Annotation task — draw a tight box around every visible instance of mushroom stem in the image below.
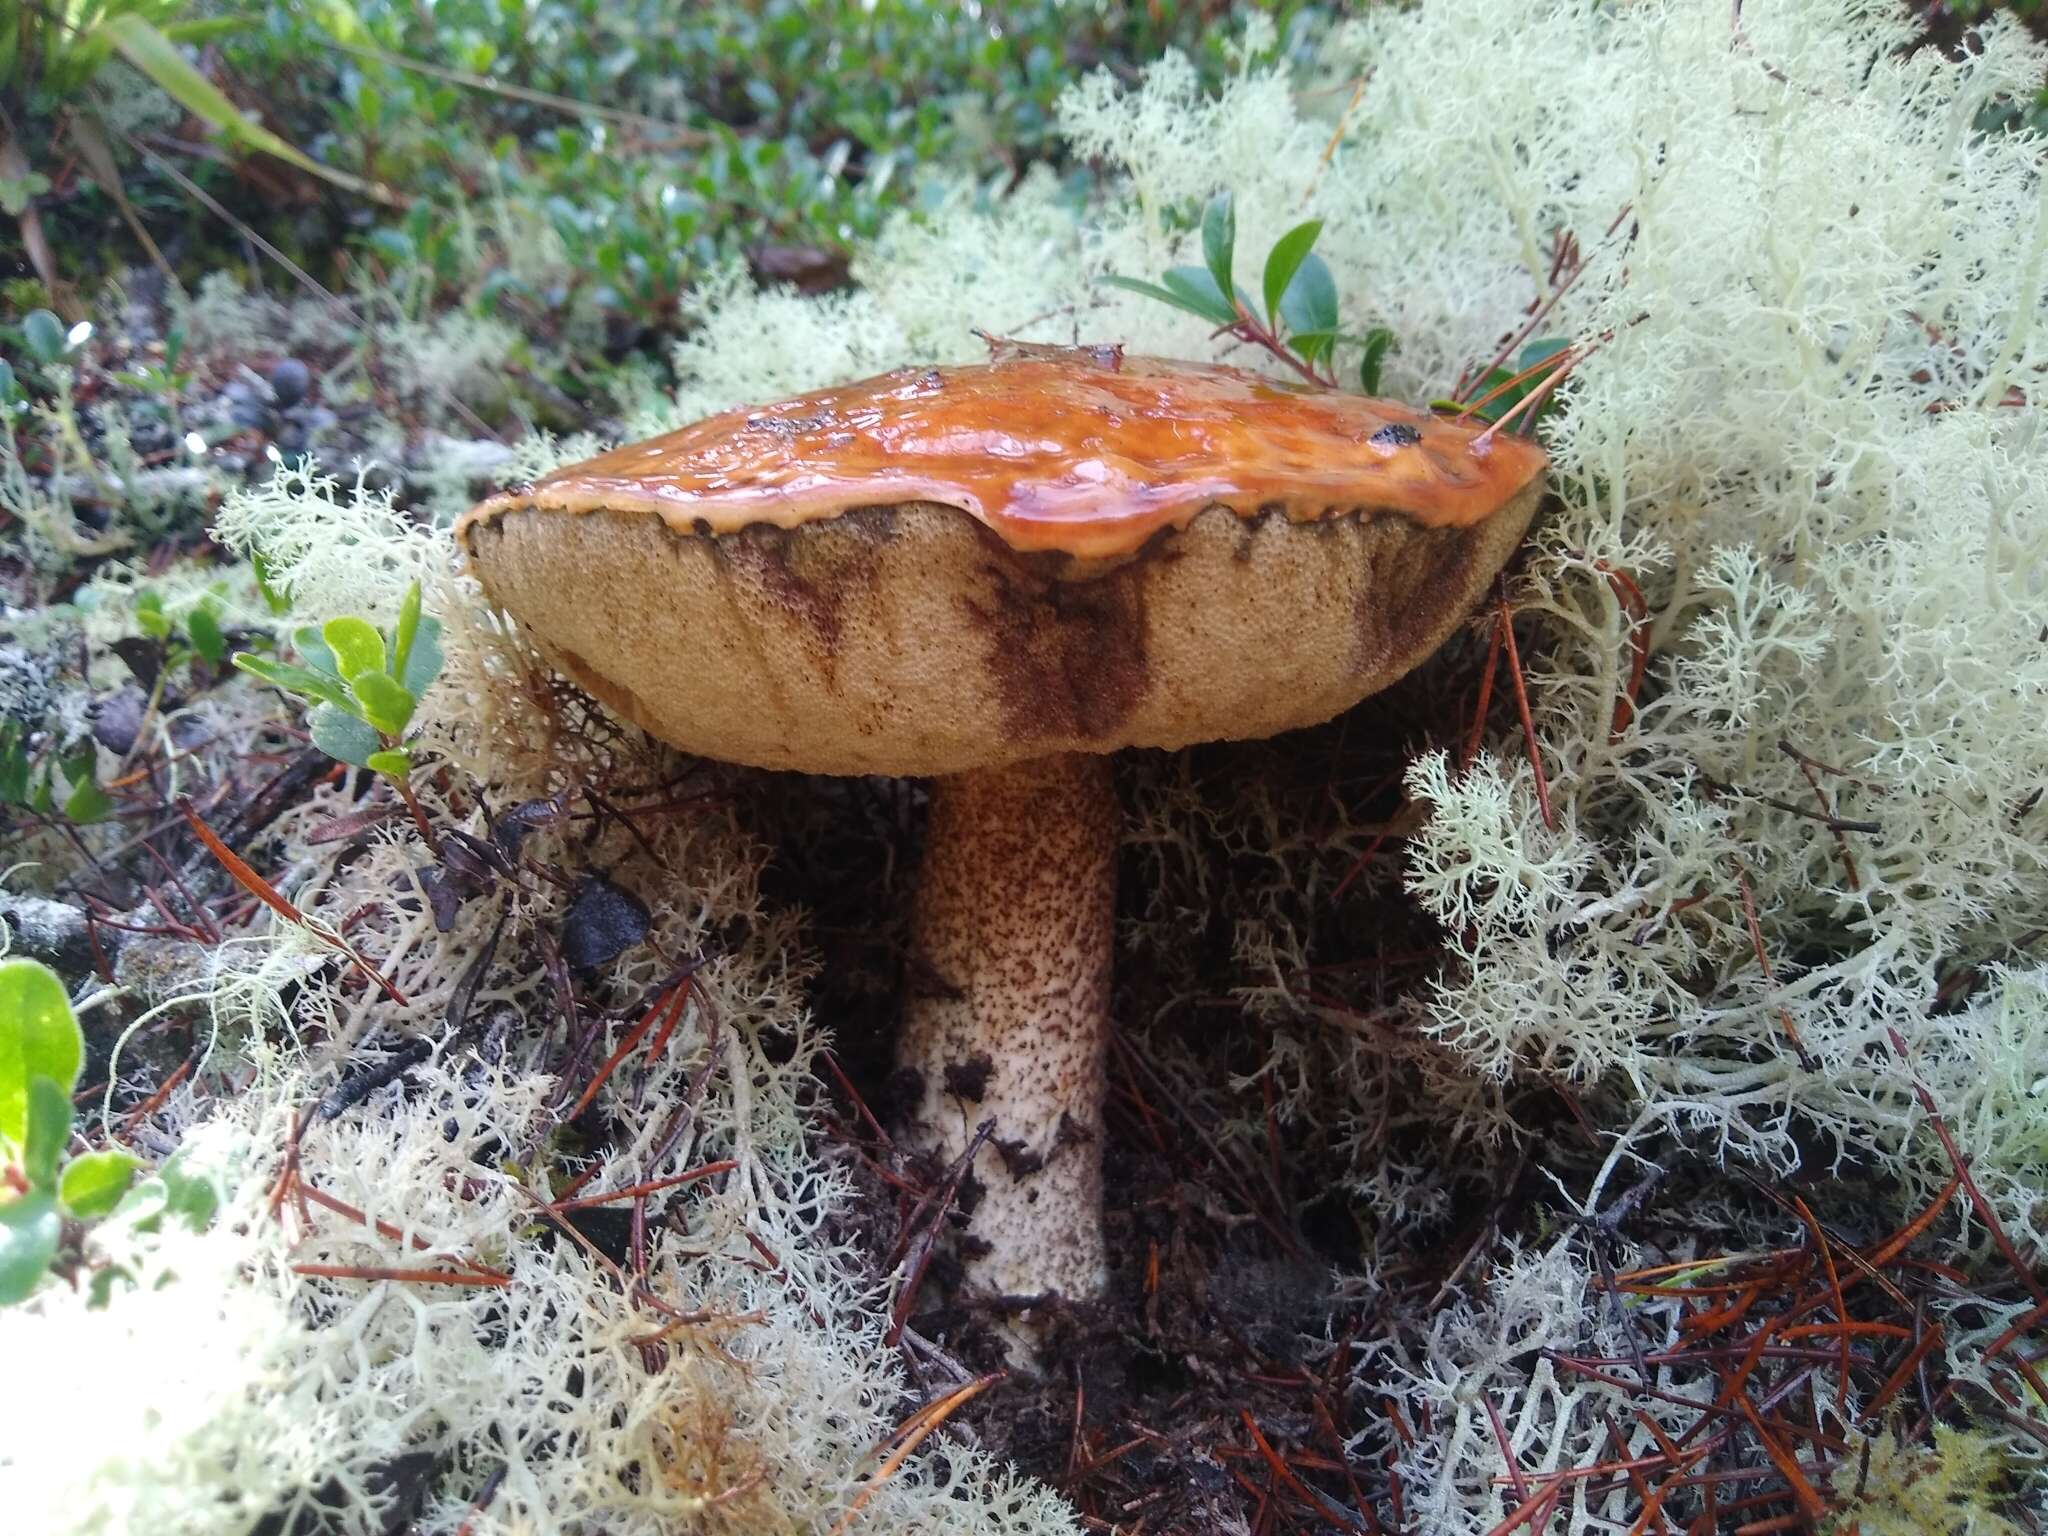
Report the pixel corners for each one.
[898,751,1117,1313]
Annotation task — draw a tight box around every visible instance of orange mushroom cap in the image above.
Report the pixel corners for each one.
[460,352,1546,563]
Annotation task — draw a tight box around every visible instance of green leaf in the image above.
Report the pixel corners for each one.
[100,16,399,206]
[309,703,379,768]
[0,959,82,1152]
[390,582,422,679]
[1292,334,1336,368]
[61,777,113,825]
[1262,220,1323,329]
[1357,327,1398,396]
[0,736,27,805]
[58,746,96,789]
[116,1152,220,1234]
[292,625,340,679]
[135,589,170,639]
[1465,370,1522,422]
[321,616,385,680]
[251,552,291,616]
[303,0,367,45]
[159,1158,220,1229]
[0,170,49,217]
[1282,329,1342,351]
[22,309,64,364]
[0,1190,60,1305]
[160,16,251,44]
[1099,274,1227,325]
[1279,252,1339,342]
[22,1075,71,1186]
[1201,191,1235,317]
[186,602,225,664]
[1160,265,1239,327]
[400,616,443,697]
[232,654,351,711]
[364,227,415,268]
[349,670,415,736]
[0,360,16,403]
[60,1149,142,1219]
[365,748,413,779]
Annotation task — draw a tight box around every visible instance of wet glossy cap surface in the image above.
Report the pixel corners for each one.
[460,353,1548,561]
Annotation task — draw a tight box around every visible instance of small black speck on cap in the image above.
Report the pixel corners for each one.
[1368,423,1423,449]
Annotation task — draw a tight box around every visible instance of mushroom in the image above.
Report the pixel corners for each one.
[457,347,1546,1328]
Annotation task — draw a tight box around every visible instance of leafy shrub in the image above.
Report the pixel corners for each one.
[233,579,445,784]
[0,959,140,1302]
[1105,189,1403,393]
[195,0,1333,335]
[1,0,386,306]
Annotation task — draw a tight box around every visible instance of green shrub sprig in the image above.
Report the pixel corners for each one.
[0,960,140,1304]
[232,580,444,786]
[1105,189,1572,433]
[1104,192,1399,396]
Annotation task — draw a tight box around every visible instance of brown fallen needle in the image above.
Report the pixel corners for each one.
[179,795,409,1006]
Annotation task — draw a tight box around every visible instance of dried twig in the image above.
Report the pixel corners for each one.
[1496,586,1556,829]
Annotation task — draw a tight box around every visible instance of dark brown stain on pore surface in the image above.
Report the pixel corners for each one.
[1349,516,1484,688]
[963,551,1150,746]
[711,507,897,682]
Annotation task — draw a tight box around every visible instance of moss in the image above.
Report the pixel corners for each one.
[1823,1425,2029,1536]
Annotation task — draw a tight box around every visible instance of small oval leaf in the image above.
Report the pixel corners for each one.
[1262,220,1323,329]
[309,703,380,768]
[22,310,65,364]
[1201,191,1236,315]
[0,959,83,1151]
[23,1075,72,1186]
[251,552,291,615]
[61,777,113,825]
[0,1190,60,1304]
[1279,252,1339,340]
[349,671,416,736]
[292,625,341,679]
[186,603,225,664]
[60,1149,143,1220]
[1099,275,1223,324]
[400,617,443,698]
[1357,327,1398,396]
[1160,266,1238,327]
[391,582,423,679]
[233,654,352,711]
[321,617,385,680]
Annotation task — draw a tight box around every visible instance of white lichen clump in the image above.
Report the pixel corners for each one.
[8,0,2044,1531]
[3,581,1081,1532]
